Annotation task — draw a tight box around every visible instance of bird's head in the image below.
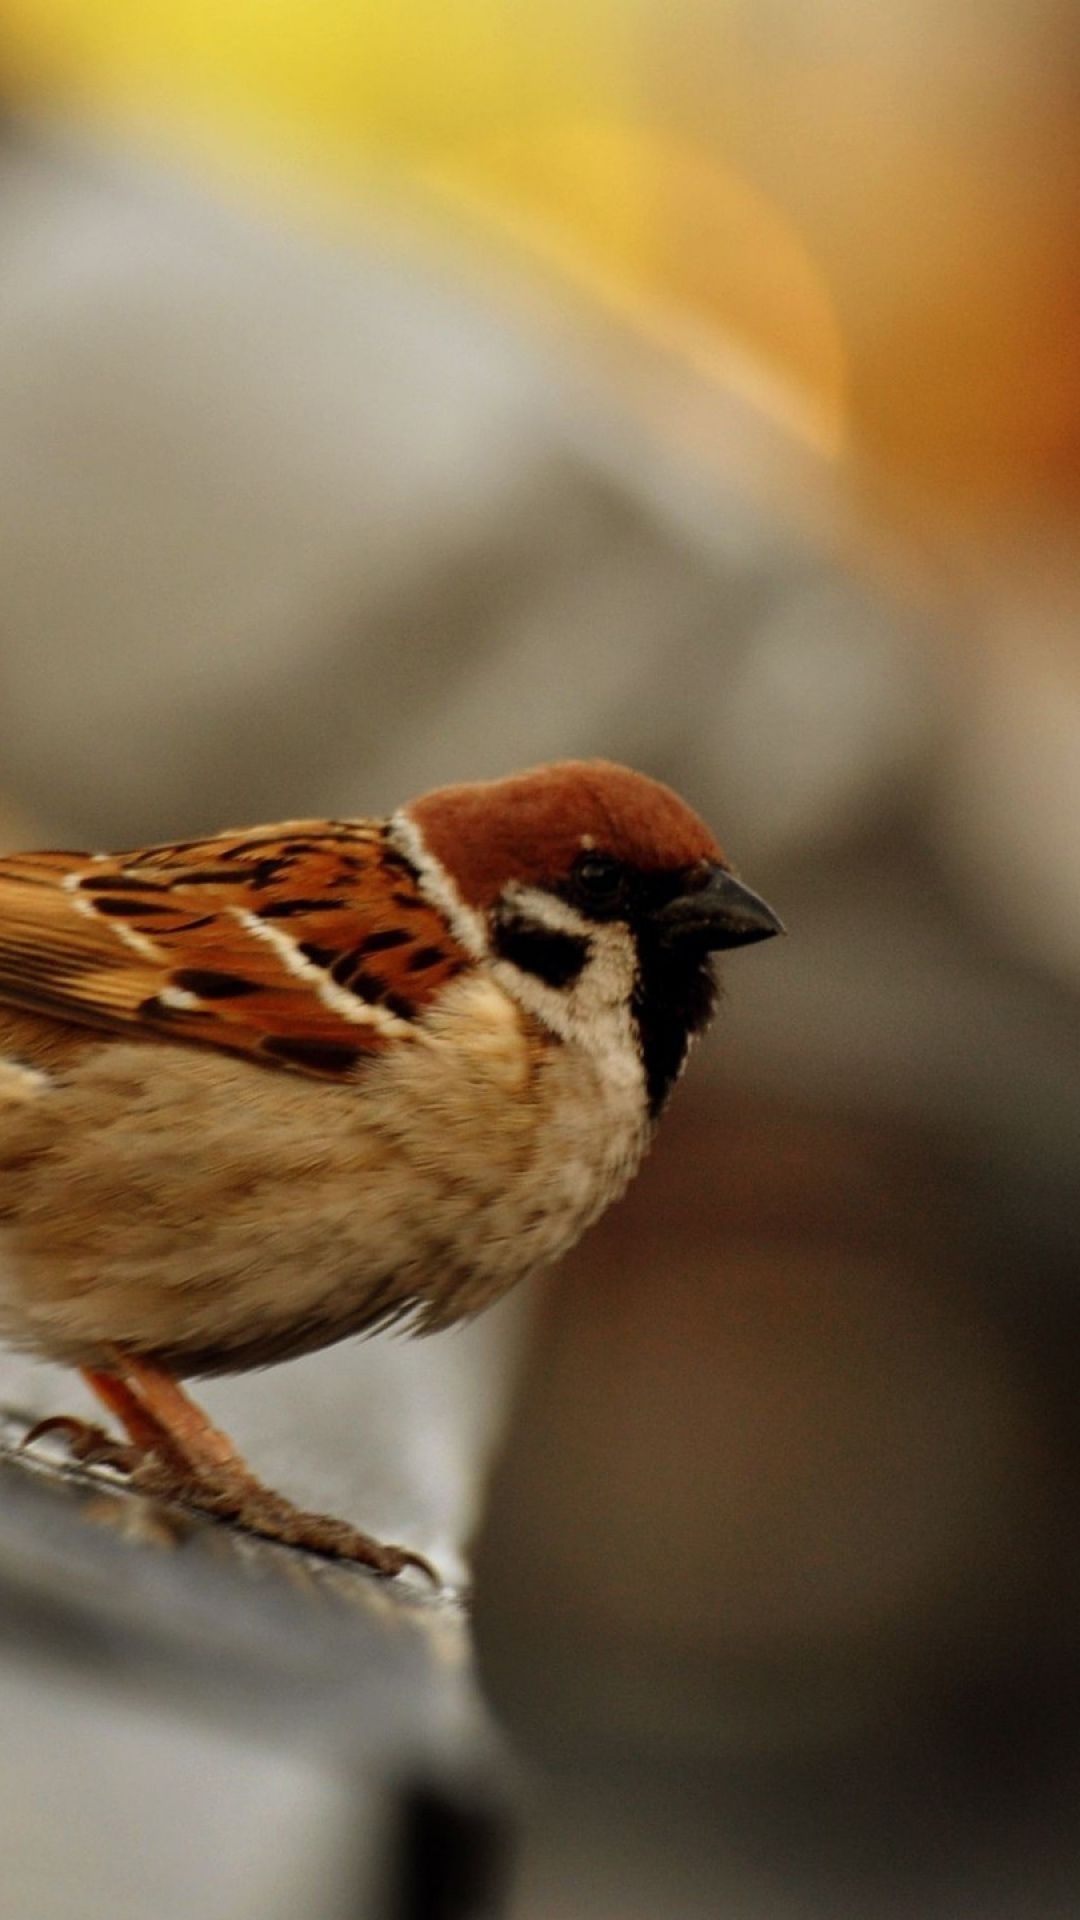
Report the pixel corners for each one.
[393,760,782,1115]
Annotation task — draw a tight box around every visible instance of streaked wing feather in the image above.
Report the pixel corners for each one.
[0,824,466,1079]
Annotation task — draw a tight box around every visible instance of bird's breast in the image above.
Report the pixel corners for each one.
[368,969,653,1320]
[0,971,651,1371]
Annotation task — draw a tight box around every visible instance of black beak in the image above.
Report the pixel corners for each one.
[656,863,785,952]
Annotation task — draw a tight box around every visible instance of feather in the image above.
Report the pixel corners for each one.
[0,823,467,1079]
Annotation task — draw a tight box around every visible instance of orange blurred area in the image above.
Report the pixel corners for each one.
[0,2,849,453]
[3,0,1076,514]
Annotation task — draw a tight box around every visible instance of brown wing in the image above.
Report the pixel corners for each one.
[0,821,467,1079]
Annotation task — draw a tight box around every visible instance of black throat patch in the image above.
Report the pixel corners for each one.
[631,929,719,1118]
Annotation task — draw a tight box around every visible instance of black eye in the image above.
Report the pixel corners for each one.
[569,852,631,917]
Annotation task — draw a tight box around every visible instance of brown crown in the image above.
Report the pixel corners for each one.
[406,760,724,909]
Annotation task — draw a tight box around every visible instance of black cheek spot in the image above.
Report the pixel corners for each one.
[173,968,261,999]
[298,942,338,969]
[493,918,591,989]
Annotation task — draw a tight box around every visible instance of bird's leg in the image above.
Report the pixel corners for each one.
[101,1355,238,1475]
[84,1351,438,1582]
[84,1367,181,1458]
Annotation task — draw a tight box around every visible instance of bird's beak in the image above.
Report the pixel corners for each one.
[656,863,785,951]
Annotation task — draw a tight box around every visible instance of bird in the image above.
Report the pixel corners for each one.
[0,759,781,1578]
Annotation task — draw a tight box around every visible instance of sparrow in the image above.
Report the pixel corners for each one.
[0,760,781,1577]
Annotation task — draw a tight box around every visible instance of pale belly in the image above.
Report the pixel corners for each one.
[0,976,650,1375]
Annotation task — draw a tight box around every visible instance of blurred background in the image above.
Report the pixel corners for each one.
[0,2,1078,1915]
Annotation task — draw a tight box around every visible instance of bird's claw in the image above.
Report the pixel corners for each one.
[364,1541,441,1585]
[21,1415,439,1584]
[130,1455,441,1583]
[22,1414,141,1474]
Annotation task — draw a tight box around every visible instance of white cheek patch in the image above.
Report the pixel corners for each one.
[498,884,593,942]
[489,887,643,1092]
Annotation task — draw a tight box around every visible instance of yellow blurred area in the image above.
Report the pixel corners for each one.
[2,0,1076,505]
[3,0,605,158]
[1,0,847,452]
[428,124,848,452]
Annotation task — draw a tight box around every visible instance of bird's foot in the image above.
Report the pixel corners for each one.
[22,1413,142,1475]
[130,1454,439,1583]
[33,1358,439,1584]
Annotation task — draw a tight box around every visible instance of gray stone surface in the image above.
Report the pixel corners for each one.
[0,1408,500,1920]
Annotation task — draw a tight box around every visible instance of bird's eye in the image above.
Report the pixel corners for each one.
[569,852,631,917]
